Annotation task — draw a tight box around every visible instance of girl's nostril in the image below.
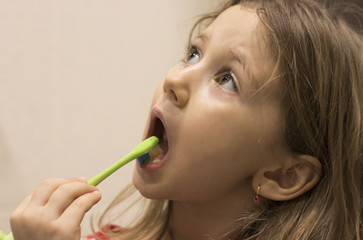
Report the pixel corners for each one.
[163,78,189,108]
[169,89,178,103]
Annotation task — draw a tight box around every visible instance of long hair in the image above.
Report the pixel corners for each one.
[97,1,362,239]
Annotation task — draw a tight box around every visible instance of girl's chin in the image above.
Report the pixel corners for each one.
[135,187,167,200]
[135,186,173,202]
[132,173,161,199]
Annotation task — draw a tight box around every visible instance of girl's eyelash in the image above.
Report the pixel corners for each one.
[214,66,239,92]
[219,65,232,75]
[184,44,200,62]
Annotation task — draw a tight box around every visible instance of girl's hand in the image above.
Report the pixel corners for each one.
[10,177,101,240]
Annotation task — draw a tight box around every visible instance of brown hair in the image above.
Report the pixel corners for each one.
[97,0,362,239]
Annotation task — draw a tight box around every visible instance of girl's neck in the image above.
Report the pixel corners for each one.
[165,190,256,240]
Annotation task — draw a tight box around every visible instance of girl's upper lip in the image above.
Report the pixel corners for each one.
[147,107,168,140]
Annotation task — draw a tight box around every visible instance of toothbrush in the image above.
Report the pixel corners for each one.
[0,136,162,240]
[88,136,161,186]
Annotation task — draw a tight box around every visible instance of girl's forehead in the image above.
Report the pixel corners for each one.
[200,5,268,64]
[207,5,260,34]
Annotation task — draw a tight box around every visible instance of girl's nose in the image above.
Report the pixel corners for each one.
[163,65,191,108]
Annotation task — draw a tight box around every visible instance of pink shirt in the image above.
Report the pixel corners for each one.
[81,224,124,240]
[82,224,242,240]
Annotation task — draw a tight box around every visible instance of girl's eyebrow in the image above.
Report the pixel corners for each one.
[195,33,209,43]
[230,49,246,68]
[196,33,246,68]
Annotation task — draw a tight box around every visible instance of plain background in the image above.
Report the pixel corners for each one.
[0,0,218,235]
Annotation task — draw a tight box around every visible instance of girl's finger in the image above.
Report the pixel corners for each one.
[28,178,72,207]
[45,181,98,218]
[57,190,101,227]
[28,177,86,207]
[11,194,32,218]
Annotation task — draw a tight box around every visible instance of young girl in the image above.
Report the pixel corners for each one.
[9,0,362,239]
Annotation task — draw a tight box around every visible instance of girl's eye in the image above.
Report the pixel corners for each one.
[185,46,200,65]
[215,71,238,92]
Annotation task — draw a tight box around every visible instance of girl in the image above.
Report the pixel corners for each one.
[9,0,362,239]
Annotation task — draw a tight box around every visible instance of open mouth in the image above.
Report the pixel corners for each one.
[147,117,169,164]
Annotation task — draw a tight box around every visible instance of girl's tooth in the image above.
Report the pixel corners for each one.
[152,158,161,164]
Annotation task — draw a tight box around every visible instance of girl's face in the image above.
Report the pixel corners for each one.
[133,6,287,203]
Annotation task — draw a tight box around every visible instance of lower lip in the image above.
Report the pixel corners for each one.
[139,152,168,171]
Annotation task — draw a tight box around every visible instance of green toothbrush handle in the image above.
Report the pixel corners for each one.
[86,151,137,186]
[87,136,159,186]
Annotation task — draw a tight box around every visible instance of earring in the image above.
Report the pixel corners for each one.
[254,186,261,203]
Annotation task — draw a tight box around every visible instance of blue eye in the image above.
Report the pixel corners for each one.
[215,70,238,92]
[185,46,200,64]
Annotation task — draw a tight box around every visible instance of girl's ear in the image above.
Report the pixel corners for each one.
[252,155,322,201]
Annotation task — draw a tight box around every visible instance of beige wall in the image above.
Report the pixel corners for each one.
[0,0,218,234]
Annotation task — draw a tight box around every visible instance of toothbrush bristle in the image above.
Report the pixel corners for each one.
[137,153,150,165]
[137,144,162,166]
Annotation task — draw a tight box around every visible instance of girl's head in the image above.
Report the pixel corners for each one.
[102,0,362,239]
[134,4,314,205]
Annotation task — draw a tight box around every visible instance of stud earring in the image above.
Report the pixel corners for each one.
[254,186,261,203]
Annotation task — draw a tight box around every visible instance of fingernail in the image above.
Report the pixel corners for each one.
[92,190,101,196]
[77,176,87,182]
